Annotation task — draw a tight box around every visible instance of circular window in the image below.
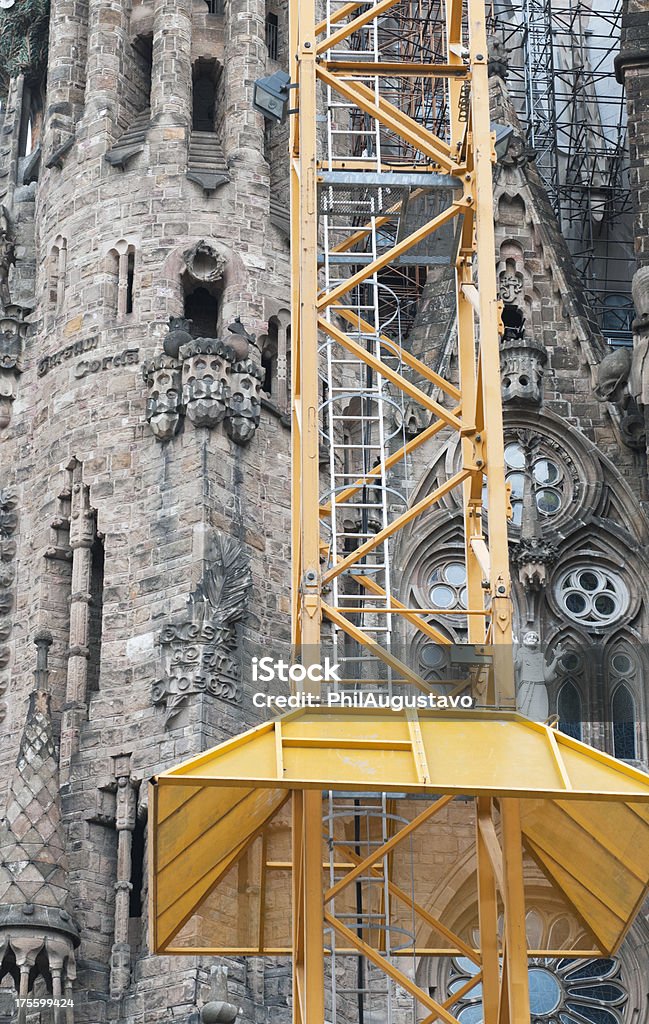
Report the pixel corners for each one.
[528,968,561,1015]
[533,459,560,485]
[504,442,526,470]
[611,652,633,674]
[429,563,467,610]
[556,568,627,627]
[448,956,627,1024]
[420,644,447,669]
[536,488,562,515]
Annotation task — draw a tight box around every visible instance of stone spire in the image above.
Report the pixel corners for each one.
[0,632,79,1018]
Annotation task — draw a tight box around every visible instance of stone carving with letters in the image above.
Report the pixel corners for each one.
[152,531,252,723]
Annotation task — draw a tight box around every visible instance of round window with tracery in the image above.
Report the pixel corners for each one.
[428,561,468,611]
[482,442,567,526]
[447,955,628,1023]
[556,568,627,627]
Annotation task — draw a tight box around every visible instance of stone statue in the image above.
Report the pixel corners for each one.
[594,346,631,405]
[630,266,649,405]
[0,208,16,309]
[515,631,563,722]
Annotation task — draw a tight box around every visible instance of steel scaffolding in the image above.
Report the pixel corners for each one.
[490,0,635,345]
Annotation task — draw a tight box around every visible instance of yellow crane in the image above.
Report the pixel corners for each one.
[149,1,649,1021]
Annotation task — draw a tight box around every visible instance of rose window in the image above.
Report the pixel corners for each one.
[447,955,628,1023]
[556,568,627,627]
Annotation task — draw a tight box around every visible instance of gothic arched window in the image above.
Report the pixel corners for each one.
[558,679,582,742]
[608,645,640,761]
[612,684,637,761]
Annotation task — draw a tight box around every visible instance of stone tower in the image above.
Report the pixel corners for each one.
[0,0,292,1020]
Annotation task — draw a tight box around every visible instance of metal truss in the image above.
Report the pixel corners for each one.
[291,0,516,706]
[151,708,649,1023]
[288,0,520,1016]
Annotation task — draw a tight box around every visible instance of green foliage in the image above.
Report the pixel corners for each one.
[0,0,51,96]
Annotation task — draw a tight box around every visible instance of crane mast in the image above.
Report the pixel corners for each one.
[149,4,649,1022]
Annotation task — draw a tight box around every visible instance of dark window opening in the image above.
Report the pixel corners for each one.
[266,12,279,60]
[192,59,219,132]
[126,252,135,315]
[133,35,153,112]
[558,681,582,742]
[502,302,525,340]
[87,536,104,695]
[129,814,146,919]
[261,349,275,395]
[184,286,219,338]
[206,0,224,12]
[17,86,43,158]
[612,685,636,760]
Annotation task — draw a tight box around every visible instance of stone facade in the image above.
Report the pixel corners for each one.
[0,0,293,1020]
[0,0,648,1022]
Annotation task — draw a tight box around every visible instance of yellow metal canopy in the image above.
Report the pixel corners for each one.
[150,708,649,957]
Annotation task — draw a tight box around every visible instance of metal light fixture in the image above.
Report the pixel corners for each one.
[492,122,515,161]
[252,71,291,123]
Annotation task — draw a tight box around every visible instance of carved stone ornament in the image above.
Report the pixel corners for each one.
[593,345,646,449]
[0,208,16,309]
[152,531,252,723]
[142,353,183,441]
[0,488,17,723]
[180,337,234,428]
[183,240,227,284]
[162,315,193,360]
[0,304,28,429]
[514,631,564,721]
[201,966,239,1024]
[498,270,523,305]
[225,357,264,444]
[594,346,631,405]
[487,34,509,79]
[509,535,559,589]
[630,266,649,405]
[500,332,547,405]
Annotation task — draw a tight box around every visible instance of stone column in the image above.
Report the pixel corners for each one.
[222,0,269,327]
[224,0,266,162]
[83,0,128,139]
[276,311,290,410]
[60,463,97,779]
[110,761,137,997]
[43,0,89,137]
[150,0,193,129]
